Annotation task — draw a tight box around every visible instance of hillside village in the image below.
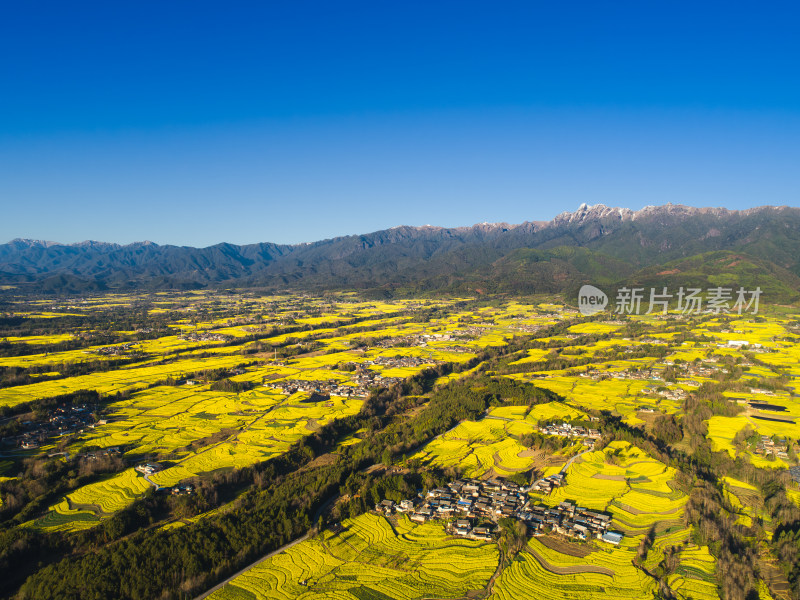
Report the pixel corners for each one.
[376,476,624,546]
[2,403,98,450]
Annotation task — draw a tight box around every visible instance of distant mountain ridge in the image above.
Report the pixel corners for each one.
[3,203,800,298]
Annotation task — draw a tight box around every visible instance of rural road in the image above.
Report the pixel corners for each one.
[192,494,338,600]
[193,532,311,600]
[560,447,594,474]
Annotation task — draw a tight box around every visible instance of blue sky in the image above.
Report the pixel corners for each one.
[1,1,798,246]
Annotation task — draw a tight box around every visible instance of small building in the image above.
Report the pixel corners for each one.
[172,483,195,496]
[410,512,428,523]
[470,526,493,541]
[558,501,575,515]
[453,519,472,536]
[600,531,623,545]
[135,462,163,475]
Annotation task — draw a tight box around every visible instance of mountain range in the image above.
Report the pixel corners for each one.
[3,203,800,299]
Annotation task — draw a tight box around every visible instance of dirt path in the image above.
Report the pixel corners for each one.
[525,545,614,577]
[537,534,594,558]
[477,547,505,599]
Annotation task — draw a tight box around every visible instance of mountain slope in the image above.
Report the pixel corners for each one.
[624,251,800,303]
[2,203,800,295]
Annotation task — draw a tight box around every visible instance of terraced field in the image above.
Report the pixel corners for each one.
[540,442,688,535]
[26,389,364,530]
[410,410,541,477]
[66,468,151,514]
[0,354,258,409]
[210,514,499,600]
[489,537,657,599]
[7,297,575,534]
[517,375,654,423]
[4,293,800,599]
[22,499,101,532]
[667,545,720,600]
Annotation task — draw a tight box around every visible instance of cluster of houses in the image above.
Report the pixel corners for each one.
[3,403,97,450]
[373,332,474,351]
[538,422,602,446]
[171,482,195,496]
[372,374,406,386]
[420,333,457,342]
[369,355,440,369]
[426,345,474,353]
[450,325,494,339]
[529,501,622,544]
[265,356,438,397]
[683,364,718,378]
[754,435,789,459]
[375,477,623,545]
[579,368,663,383]
[178,332,232,343]
[721,340,763,349]
[511,323,546,334]
[94,342,137,356]
[78,447,120,461]
[642,386,687,400]
[349,365,410,388]
[611,368,663,382]
[530,473,566,494]
[374,336,418,349]
[266,379,365,398]
[638,338,670,345]
[663,388,687,400]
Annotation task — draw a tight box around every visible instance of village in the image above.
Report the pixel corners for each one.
[372,331,480,351]
[754,435,790,460]
[93,342,138,356]
[264,354,446,397]
[537,421,602,446]
[266,377,372,398]
[375,476,623,546]
[177,332,233,343]
[2,402,99,450]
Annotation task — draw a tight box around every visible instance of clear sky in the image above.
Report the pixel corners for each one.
[1,1,798,247]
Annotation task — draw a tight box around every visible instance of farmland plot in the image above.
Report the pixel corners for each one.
[209,514,498,600]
